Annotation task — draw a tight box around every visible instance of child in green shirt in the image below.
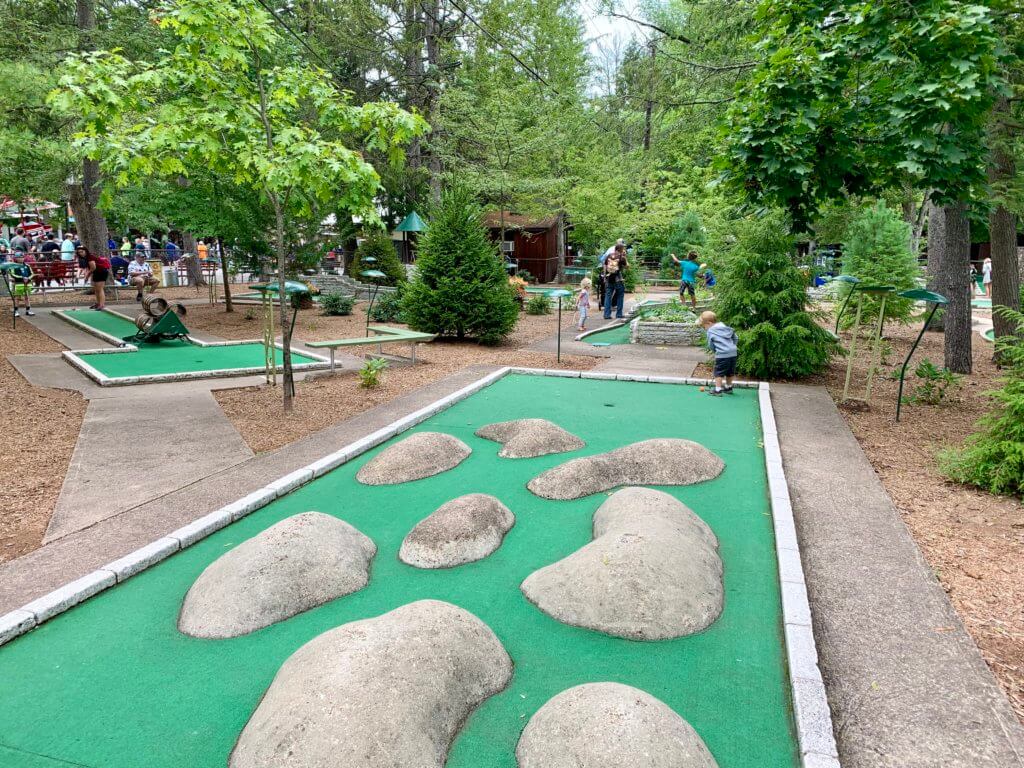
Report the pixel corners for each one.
[6,252,35,316]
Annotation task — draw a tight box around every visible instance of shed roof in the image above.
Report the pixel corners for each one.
[482,211,561,231]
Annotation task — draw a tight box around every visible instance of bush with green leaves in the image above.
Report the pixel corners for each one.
[367,290,404,322]
[902,358,961,405]
[939,307,1024,496]
[644,299,698,324]
[659,211,706,278]
[525,294,551,315]
[714,213,839,379]
[350,230,406,287]
[401,185,519,344]
[320,291,354,316]
[358,357,388,388]
[838,203,921,325]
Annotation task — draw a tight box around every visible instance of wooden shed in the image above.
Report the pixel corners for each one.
[483,211,567,284]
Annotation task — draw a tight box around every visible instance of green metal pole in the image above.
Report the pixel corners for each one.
[896,303,938,422]
[834,286,855,336]
[556,297,562,364]
[865,295,887,401]
[366,284,378,337]
[841,296,863,403]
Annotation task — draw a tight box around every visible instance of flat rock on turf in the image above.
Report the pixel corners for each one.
[475,418,585,458]
[178,511,375,639]
[230,599,513,768]
[521,487,723,640]
[517,682,719,768]
[527,439,724,500]
[356,431,471,485]
[399,493,515,568]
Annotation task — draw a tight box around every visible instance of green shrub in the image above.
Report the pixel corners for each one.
[525,294,551,315]
[659,211,706,278]
[715,213,839,379]
[516,269,536,284]
[401,184,519,344]
[351,230,406,287]
[839,203,922,325]
[320,291,354,316]
[939,306,1024,496]
[902,358,961,405]
[645,299,698,323]
[358,357,388,388]
[367,290,404,322]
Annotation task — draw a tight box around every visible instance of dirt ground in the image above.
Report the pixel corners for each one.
[0,321,87,564]
[202,302,601,453]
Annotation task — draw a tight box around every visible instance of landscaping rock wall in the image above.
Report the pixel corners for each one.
[630,319,705,346]
[310,273,397,300]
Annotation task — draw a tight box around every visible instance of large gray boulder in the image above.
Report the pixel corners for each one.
[520,487,723,640]
[475,419,584,458]
[527,439,724,500]
[517,682,719,768]
[230,600,512,768]
[178,512,375,639]
[356,431,471,485]
[400,494,515,568]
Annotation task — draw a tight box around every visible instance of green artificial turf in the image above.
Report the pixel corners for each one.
[583,321,632,345]
[0,375,797,768]
[62,309,317,378]
[971,298,992,309]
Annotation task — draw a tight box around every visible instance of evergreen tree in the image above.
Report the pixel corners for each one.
[839,203,922,325]
[351,230,406,287]
[401,185,518,344]
[715,213,839,378]
[659,211,706,278]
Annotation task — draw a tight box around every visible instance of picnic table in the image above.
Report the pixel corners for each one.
[306,325,436,371]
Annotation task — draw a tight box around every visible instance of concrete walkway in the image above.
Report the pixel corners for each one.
[772,384,1024,767]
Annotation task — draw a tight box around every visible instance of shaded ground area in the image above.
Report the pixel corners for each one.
[200,304,601,453]
[0,375,796,768]
[0,322,87,564]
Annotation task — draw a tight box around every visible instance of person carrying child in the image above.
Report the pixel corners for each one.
[699,310,737,396]
[576,277,592,331]
[6,252,35,317]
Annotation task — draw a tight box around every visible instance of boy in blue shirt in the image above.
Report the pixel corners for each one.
[671,251,704,310]
[700,310,738,396]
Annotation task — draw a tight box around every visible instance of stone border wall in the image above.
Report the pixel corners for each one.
[629,319,705,346]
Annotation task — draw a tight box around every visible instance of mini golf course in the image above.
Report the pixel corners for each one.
[58,308,324,384]
[0,374,802,767]
[581,320,632,345]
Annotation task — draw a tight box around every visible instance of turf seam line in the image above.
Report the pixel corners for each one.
[0,366,513,649]
[760,382,841,766]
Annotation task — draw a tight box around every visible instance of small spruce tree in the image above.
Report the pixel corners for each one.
[839,203,922,325]
[715,213,839,379]
[351,230,406,287]
[660,211,706,278]
[402,185,519,344]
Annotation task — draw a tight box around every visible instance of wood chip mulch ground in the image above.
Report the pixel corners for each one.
[0,322,87,564]
[198,303,601,454]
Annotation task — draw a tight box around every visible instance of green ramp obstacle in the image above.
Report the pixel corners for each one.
[581,321,631,346]
[0,375,799,767]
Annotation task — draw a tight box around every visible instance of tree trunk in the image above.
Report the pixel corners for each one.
[219,237,234,312]
[925,203,946,331]
[273,200,294,411]
[936,203,972,373]
[987,97,1020,342]
[423,0,443,203]
[72,0,109,259]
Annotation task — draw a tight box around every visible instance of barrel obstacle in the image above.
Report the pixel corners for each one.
[126,296,190,344]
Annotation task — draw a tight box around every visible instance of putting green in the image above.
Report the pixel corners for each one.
[983,328,995,342]
[972,298,992,308]
[0,375,797,767]
[61,309,318,378]
[584,321,632,345]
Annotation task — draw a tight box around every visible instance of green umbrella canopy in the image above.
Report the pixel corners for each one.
[395,211,426,233]
[250,280,311,296]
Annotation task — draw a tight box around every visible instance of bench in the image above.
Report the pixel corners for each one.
[306,325,437,371]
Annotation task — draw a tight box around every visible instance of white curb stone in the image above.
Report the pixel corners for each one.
[265,468,315,498]
[0,610,36,646]
[22,570,116,623]
[168,509,235,548]
[792,676,840,758]
[103,537,181,582]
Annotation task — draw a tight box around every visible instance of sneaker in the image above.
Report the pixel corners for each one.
[12,309,19,317]
[25,308,34,316]
[707,388,723,397]
[724,386,734,394]
[136,292,143,301]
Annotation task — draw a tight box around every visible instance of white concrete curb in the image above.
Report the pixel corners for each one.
[760,381,841,767]
[0,365,841,768]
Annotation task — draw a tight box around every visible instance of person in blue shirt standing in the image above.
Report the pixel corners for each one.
[671,251,703,311]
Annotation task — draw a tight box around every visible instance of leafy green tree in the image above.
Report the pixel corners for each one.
[839,203,922,325]
[51,0,426,411]
[402,185,518,344]
[659,211,706,277]
[715,212,839,378]
[351,230,406,287]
